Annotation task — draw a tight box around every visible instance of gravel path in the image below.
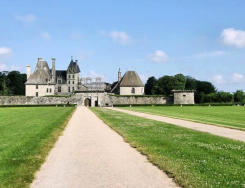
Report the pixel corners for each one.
[31,107,177,188]
[108,107,245,143]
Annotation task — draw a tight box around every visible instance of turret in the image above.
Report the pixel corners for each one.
[118,68,122,82]
[26,65,31,80]
[51,58,56,83]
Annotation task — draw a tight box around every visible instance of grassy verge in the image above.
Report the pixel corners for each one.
[91,107,245,188]
[120,106,245,130]
[0,106,75,188]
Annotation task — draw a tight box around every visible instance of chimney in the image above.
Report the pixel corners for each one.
[118,68,122,82]
[26,65,31,80]
[51,58,56,83]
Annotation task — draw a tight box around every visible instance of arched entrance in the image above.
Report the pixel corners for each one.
[84,98,91,107]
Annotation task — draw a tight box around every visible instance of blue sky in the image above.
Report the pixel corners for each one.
[0,0,245,91]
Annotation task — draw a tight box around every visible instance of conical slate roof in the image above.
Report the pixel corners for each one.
[26,61,51,84]
[119,71,144,87]
[67,60,80,74]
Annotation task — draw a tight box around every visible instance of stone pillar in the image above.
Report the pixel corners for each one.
[118,68,121,82]
[51,58,56,83]
[26,65,31,80]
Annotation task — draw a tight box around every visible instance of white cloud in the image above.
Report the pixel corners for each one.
[70,33,82,40]
[0,63,7,71]
[41,32,51,40]
[192,51,226,58]
[212,75,224,84]
[102,30,131,45]
[232,73,245,83]
[15,14,36,23]
[82,70,107,81]
[0,47,11,55]
[148,50,169,63]
[77,51,94,61]
[221,28,245,47]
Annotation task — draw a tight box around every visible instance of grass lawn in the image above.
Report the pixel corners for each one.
[0,106,75,188]
[91,107,245,188]
[121,106,245,130]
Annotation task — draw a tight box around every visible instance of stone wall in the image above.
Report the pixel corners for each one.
[108,95,167,105]
[0,96,79,105]
[0,94,168,106]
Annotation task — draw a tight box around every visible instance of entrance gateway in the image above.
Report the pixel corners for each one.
[84,98,91,107]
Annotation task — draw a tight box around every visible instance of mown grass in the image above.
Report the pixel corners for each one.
[121,106,245,130]
[91,107,245,188]
[0,106,75,188]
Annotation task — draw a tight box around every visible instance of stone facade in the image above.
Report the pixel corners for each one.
[119,87,144,95]
[26,84,55,97]
[173,90,195,104]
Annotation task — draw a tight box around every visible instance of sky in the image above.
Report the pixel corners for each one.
[0,0,245,92]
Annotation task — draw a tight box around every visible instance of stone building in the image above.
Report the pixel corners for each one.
[111,70,144,95]
[172,90,195,104]
[25,58,55,97]
[25,57,109,97]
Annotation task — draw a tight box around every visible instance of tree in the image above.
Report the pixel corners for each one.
[145,76,157,95]
[196,81,216,94]
[234,90,245,103]
[185,76,197,90]
[7,71,26,95]
[174,74,186,90]
[157,76,179,96]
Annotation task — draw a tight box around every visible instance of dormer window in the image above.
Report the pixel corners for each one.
[131,88,135,94]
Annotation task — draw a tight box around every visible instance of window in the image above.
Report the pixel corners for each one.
[72,81,74,84]
[68,75,70,79]
[36,92,38,97]
[58,80,62,84]
[72,75,74,78]
[50,88,52,93]
[68,87,70,92]
[36,85,38,89]
[58,86,61,92]
[68,81,70,84]
[183,94,186,97]
[131,87,135,94]
[46,88,48,93]
[72,87,74,91]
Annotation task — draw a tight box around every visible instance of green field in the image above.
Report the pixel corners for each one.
[0,106,75,188]
[91,108,245,188]
[121,106,245,130]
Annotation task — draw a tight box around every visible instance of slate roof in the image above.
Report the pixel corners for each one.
[26,61,51,84]
[119,71,144,87]
[67,60,80,74]
[56,70,67,79]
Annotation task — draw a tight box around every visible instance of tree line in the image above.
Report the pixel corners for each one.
[145,74,245,103]
[0,71,26,96]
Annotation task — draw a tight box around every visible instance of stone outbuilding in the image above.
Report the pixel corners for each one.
[172,90,195,104]
[111,70,144,95]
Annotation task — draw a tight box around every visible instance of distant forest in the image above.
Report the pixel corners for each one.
[0,71,26,96]
[145,74,245,103]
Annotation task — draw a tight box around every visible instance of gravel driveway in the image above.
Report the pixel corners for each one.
[108,107,245,143]
[31,107,177,188]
